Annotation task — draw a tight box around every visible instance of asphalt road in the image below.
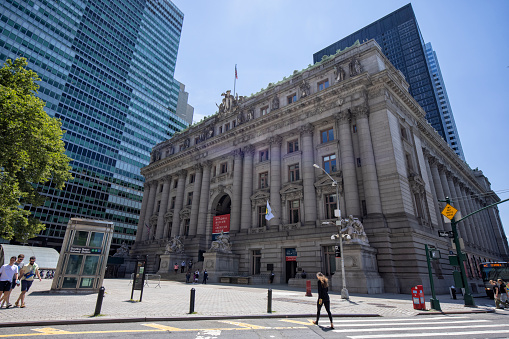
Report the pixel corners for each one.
[2,312,509,338]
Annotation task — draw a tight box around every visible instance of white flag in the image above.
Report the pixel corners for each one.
[265,200,274,220]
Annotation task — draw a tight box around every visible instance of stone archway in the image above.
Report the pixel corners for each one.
[214,193,231,216]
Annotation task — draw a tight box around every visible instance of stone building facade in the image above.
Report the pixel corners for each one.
[132,41,508,293]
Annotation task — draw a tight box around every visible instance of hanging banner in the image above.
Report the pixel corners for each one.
[212,214,230,240]
[285,248,297,261]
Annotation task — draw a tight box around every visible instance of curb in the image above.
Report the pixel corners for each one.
[416,309,495,315]
[0,313,380,328]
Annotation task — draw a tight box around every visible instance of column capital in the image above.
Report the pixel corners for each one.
[232,148,244,159]
[437,163,447,172]
[177,169,187,178]
[269,135,283,146]
[159,175,172,185]
[299,123,314,136]
[243,144,255,156]
[203,160,213,168]
[193,163,203,172]
[148,180,158,187]
[428,156,439,167]
[350,105,369,120]
[334,110,351,124]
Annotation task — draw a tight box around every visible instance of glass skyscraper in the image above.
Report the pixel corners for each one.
[0,0,188,251]
[425,42,464,160]
[313,4,450,147]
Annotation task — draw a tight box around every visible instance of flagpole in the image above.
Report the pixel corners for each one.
[234,64,237,97]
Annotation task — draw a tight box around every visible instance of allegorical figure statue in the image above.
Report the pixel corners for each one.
[113,242,130,257]
[165,236,184,254]
[341,215,369,244]
[209,231,232,254]
[334,65,345,82]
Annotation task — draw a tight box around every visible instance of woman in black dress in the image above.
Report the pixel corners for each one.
[313,272,334,329]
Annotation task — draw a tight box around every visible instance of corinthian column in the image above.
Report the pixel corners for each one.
[453,178,474,245]
[269,135,282,227]
[300,123,317,223]
[241,145,255,230]
[352,106,382,215]
[142,181,158,241]
[336,110,360,217]
[136,182,151,243]
[170,170,187,237]
[424,154,444,230]
[189,164,203,236]
[197,161,212,235]
[230,149,243,233]
[155,175,172,239]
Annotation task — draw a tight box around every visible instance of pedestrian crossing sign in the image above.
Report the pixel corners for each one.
[441,204,457,220]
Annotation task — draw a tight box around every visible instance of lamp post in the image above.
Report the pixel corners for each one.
[314,163,349,300]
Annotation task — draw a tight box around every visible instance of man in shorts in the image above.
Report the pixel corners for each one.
[11,254,25,293]
[0,256,19,308]
[15,256,41,308]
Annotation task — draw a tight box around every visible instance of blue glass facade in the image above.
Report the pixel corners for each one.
[0,0,188,250]
[313,4,447,142]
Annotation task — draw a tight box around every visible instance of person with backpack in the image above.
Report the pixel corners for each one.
[15,256,41,308]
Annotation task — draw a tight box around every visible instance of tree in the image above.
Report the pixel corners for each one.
[0,58,72,242]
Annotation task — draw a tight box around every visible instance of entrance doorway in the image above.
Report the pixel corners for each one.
[214,194,231,216]
[285,261,297,283]
[322,245,336,277]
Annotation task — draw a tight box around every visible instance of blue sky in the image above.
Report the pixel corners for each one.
[172,1,509,238]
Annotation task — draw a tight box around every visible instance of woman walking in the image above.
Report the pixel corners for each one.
[313,272,334,329]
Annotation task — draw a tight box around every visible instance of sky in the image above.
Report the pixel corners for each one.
[171,0,509,237]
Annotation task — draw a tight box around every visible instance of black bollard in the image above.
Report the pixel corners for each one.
[94,286,105,316]
[189,288,196,314]
[267,289,272,313]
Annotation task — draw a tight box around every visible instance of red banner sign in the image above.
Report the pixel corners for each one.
[213,214,230,234]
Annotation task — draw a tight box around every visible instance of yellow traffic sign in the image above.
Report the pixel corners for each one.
[441,204,458,220]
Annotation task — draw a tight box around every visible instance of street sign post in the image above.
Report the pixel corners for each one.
[438,230,454,238]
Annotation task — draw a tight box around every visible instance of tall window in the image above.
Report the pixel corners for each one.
[325,194,337,219]
[184,219,190,236]
[287,93,297,104]
[156,201,161,213]
[173,180,178,188]
[170,196,176,209]
[261,106,268,116]
[258,206,267,227]
[322,154,337,173]
[259,149,269,162]
[189,173,195,183]
[259,172,269,189]
[219,126,223,134]
[318,79,329,91]
[225,122,230,131]
[289,200,300,223]
[321,128,334,143]
[252,250,261,275]
[187,192,193,205]
[288,140,299,153]
[220,162,228,174]
[288,164,300,182]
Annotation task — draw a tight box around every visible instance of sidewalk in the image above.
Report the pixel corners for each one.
[0,278,494,327]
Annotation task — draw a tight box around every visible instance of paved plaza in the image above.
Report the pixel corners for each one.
[0,278,495,327]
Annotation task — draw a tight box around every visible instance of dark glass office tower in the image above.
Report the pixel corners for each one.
[314,4,447,143]
[0,0,188,250]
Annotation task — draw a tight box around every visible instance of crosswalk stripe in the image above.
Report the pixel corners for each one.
[331,316,469,323]
[279,319,314,325]
[330,319,487,327]
[338,323,509,333]
[218,320,268,329]
[347,329,509,338]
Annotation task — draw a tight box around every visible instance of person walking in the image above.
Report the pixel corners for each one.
[173,263,179,274]
[269,270,275,284]
[11,254,25,296]
[188,259,193,271]
[194,269,199,284]
[202,270,208,284]
[0,256,19,308]
[491,280,502,309]
[186,270,191,284]
[312,272,334,329]
[181,260,186,273]
[15,256,41,308]
[498,279,509,308]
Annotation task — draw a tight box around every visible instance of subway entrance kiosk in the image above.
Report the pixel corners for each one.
[51,218,113,292]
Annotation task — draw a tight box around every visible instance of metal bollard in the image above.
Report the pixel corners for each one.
[267,289,272,313]
[189,288,196,313]
[94,286,105,316]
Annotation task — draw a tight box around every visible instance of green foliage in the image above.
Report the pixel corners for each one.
[0,58,72,241]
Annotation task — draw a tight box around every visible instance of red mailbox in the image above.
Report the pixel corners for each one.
[411,285,426,310]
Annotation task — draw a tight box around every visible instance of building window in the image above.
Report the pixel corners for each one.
[187,192,193,205]
[219,126,223,134]
[353,125,357,133]
[173,180,178,188]
[318,79,329,91]
[195,137,200,144]
[156,200,161,213]
[321,128,334,143]
[252,250,261,275]
[232,120,236,128]
[220,162,228,174]
[258,206,267,227]
[325,194,337,219]
[287,94,297,104]
[288,140,299,153]
[261,106,268,116]
[189,173,195,184]
[289,200,300,223]
[259,149,269,162]
[212,165,217,177]
[259,172,269,189]
[170,196,176,209]
[160,185,164,193]
[225,122,230,131]
[322,154,337,173]
[184,219,190,236]
[288,164,300,182]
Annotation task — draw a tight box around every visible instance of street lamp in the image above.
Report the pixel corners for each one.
[314,163,349,300]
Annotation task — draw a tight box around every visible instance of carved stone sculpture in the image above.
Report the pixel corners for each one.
[340,215,369,244]
[272,95,279,110]
[165,236,185,254]
[350,58,362,77]
[112,242,130,257]
[334,65,345,82]
[300,80,310,97]
[209,231,232,253]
